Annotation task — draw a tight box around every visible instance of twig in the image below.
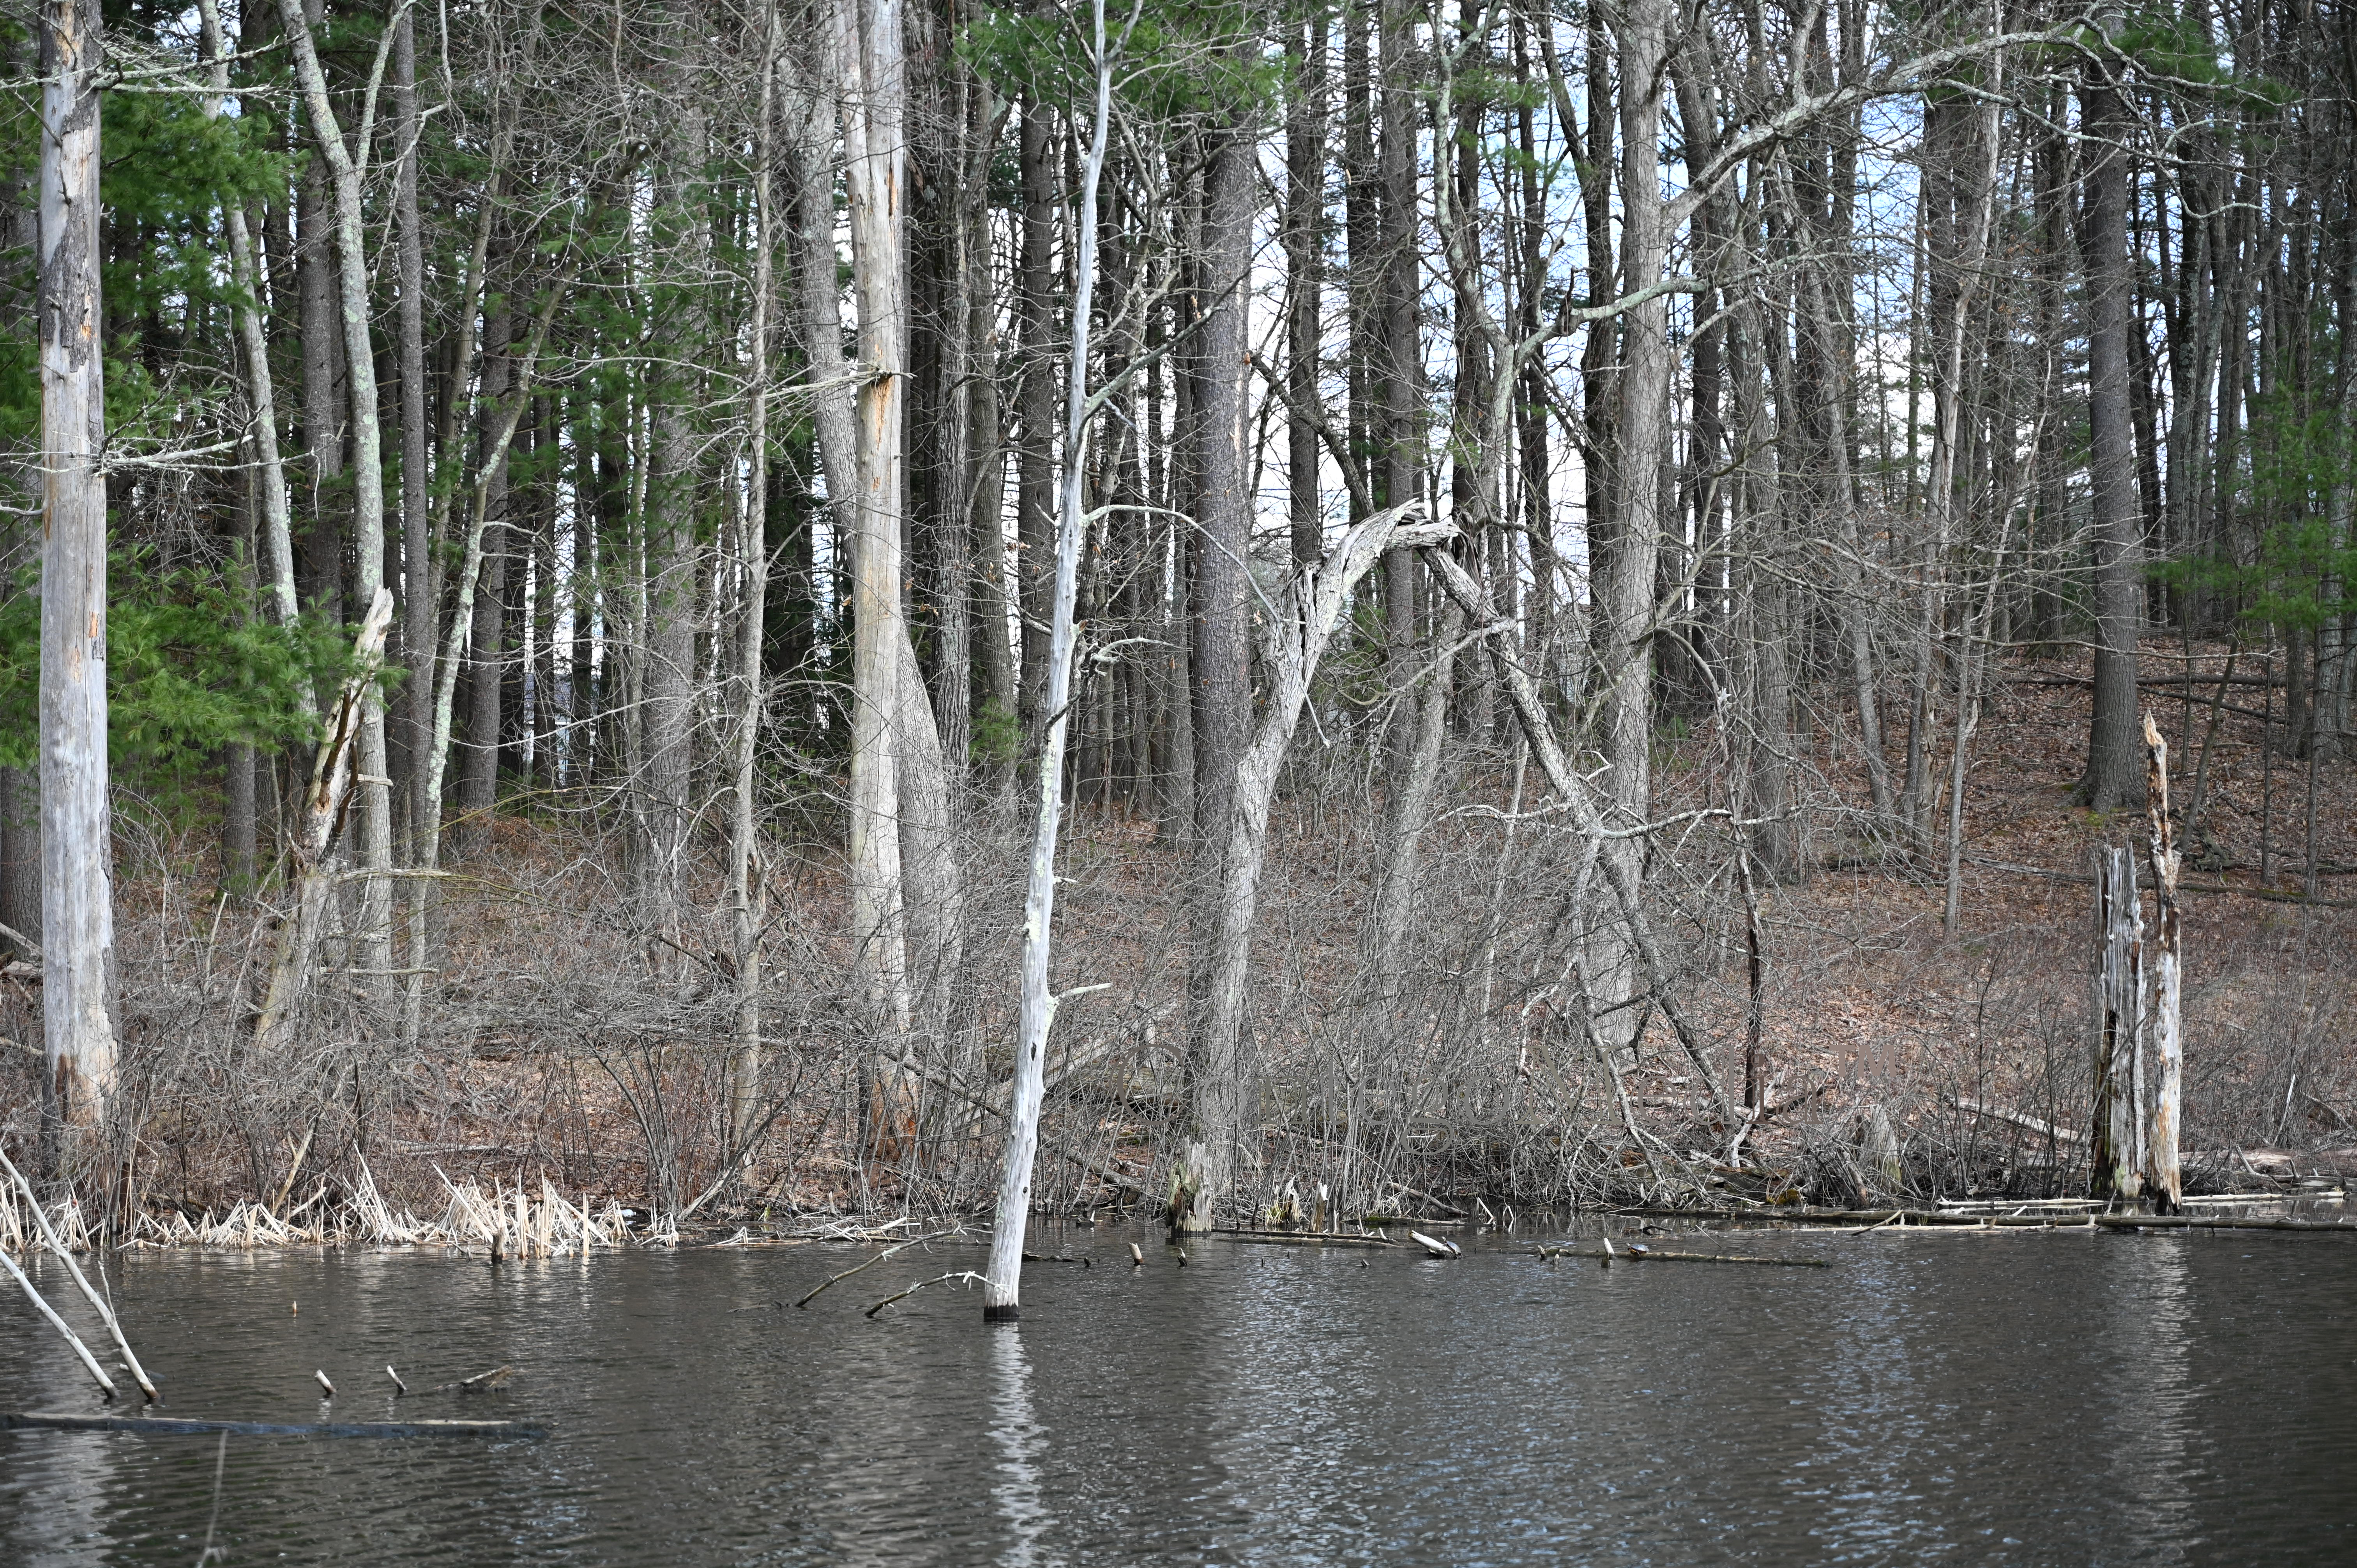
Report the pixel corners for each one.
[793,1229,960,1309]
[864,1270,985,1317]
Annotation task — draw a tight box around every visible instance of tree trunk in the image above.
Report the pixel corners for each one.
[1171,504,1453,1232]
[2075,52,2142,808]
[279,0,396,995]
[836,0,918,1152]
[2090,842,2144,1201]
[984,0,1113,1315]
[37,0,118,1146]
[1590,0,1672,1054]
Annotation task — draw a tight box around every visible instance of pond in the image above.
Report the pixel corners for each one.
[3,1219,2352,1564]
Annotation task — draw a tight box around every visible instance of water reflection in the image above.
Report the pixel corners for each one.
[987,1328,1052,1567]
[2104,1236,2197,1564]
[0,1226,2350,1565]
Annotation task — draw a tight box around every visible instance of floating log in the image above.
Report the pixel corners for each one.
[2088,1213,2357,1233]
[1636,1205,2357,1233]
[1409,1231,1461,1258]
[2,1411,544,1439]
[1536,1244,1827,1268]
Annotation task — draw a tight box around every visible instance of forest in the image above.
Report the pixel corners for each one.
[1,0,2352,1252]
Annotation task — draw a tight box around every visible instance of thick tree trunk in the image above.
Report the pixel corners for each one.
[837,0,919,1152]
[2075,55,2142,808]
[458,302,513,855]
[1590,0,1672,1054]
[643,18,711,943]
[37,0,117,1146]
[394,7,431,856]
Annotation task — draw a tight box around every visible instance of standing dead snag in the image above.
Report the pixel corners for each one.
[2141,714,2182,1212]
[38,0,118,1149]
[982,0,1124,1318]
[2091,842,2143,1202]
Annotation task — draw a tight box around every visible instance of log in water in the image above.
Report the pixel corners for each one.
[3,1411,544,1439]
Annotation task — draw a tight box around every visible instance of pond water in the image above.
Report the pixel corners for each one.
[2,1218,2352,1565]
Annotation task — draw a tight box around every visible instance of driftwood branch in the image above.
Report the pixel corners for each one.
[864,1270,985,1317]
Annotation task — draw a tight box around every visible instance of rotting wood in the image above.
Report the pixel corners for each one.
[2142,713,2184,1211]
[2092,843,2145,1201]
[2,1411,544,1439]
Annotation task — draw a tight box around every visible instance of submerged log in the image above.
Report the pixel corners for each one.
[1205,1229,1397,1248]
[2,1411,544,1438]
[1536,1244,1828,1267]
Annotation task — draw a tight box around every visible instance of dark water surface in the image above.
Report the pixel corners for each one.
[2,1221,2352,1565]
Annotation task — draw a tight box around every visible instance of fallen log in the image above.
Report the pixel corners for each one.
[1409,1231,1462,1258]
[1205,1229,1397,1248]
[2088,1213,2357,1233]
[2,1411,543,1439]
[1536,1245,1827,1268]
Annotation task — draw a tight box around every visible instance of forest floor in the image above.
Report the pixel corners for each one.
[4,637,2352,1240]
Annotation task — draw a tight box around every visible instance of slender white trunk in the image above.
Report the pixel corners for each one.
[277,0,396,990]
[985,0,1117,1317]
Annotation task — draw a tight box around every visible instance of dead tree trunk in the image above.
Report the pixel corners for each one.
[2091,841,2144,1201]
[2141,715,2182,1210]
[984,0,1115,1316]
[36,0,117,1144]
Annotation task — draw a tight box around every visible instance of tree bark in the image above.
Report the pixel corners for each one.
[278,0,396,993]
[37,0,118,1144]
[2075,48,2142,808]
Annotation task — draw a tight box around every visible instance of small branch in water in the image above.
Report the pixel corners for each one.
[794,1229,962,1309]
[314,1370,335,1397]
[424,1365,513,1395]
[0,1246,116,1397]
[386,1365,409,1395]
[865,1271,986,1318]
